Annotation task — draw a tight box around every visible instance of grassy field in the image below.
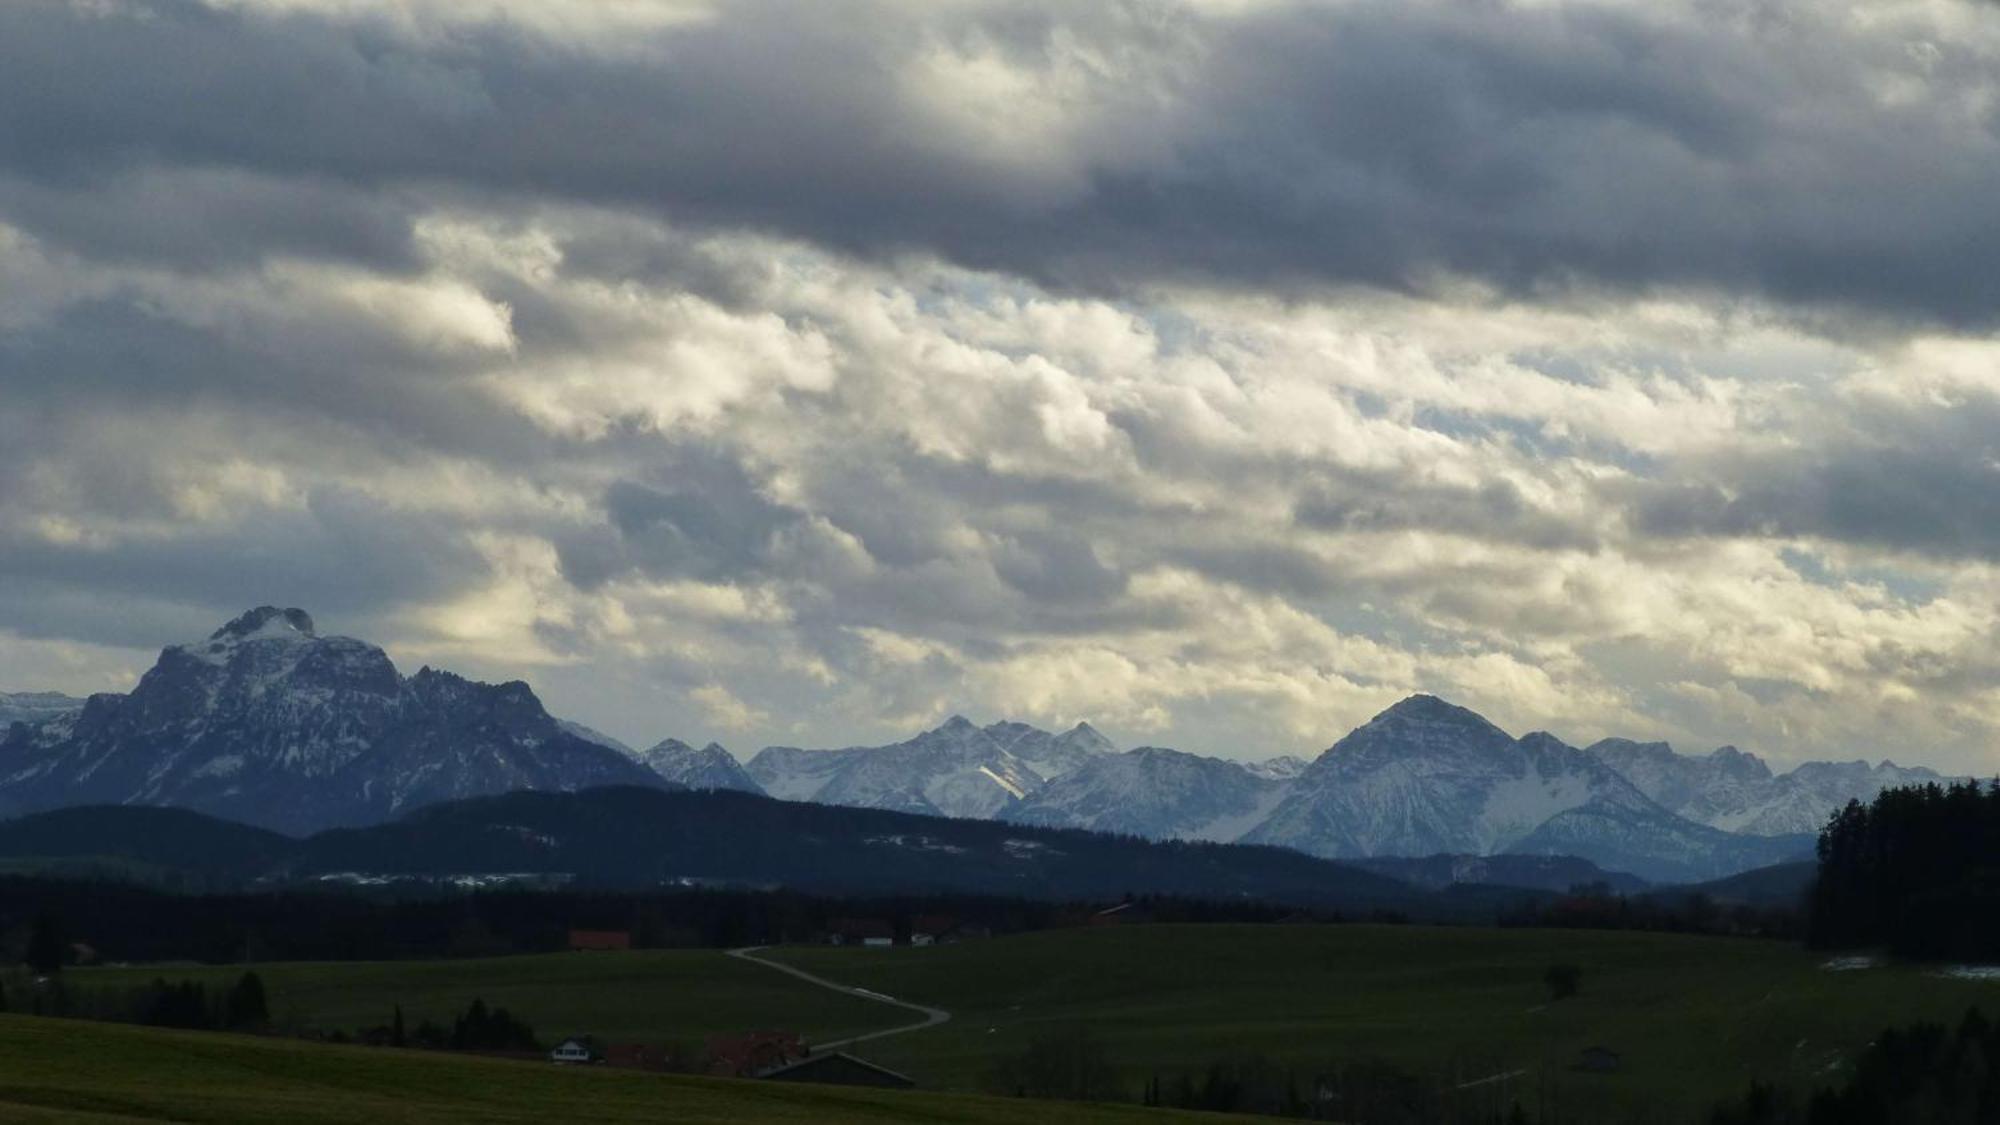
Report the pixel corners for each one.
[70,950,899,1048]
[764,924,2000,1123]
[59,924,2000,1123]
[0,1014,1227,1124]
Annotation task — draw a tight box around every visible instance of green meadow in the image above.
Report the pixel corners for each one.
[763,924,2000,1122]
[57,924,2000,1122]
[71,949,899,1049]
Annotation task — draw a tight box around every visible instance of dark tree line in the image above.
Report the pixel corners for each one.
[0,877,1339,966]
[1495,884,1800,940]
[1713,1009,2000,1125]
[1809,780,2000,959]
[15,971,269,1030]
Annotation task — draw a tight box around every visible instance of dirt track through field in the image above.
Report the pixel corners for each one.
[726,946,951,1050]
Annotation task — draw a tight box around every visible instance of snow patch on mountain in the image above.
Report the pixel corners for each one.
[746,714,1109,819]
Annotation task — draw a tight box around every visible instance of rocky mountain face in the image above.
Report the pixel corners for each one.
[0,608,668,834]
[1000,745,1289,841]
[637,739,765,794]
[1587,738,1951,836]
[745,716,1113,819]
[0,692,85,729]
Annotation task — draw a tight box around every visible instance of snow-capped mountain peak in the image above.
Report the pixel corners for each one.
[0,608,667,833]
[1238,695,1799,882]
[637,738,764,794]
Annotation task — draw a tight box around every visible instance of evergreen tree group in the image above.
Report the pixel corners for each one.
[1714,1009,2000,1124]
[1809,780,2000,958]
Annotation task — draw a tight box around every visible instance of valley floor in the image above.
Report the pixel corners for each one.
[56,924,2000,1123]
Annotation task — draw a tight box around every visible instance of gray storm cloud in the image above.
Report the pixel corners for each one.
[0,0,1997,320]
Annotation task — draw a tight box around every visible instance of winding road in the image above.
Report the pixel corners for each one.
[726,945,951,1051]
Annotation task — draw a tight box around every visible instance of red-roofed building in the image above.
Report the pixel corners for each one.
[568,929,632,951]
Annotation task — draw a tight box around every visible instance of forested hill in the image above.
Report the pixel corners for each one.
[0,786,1424,913]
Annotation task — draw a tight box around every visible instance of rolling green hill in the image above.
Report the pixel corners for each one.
[0,1014,1224,1124]
[762,924,2000,1122]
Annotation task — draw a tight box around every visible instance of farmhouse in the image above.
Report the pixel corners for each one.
[567,929,632,952]
[549,1036,602,1065]
[760,1051,916,1089]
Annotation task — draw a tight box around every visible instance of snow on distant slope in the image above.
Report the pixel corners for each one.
[746,715,1114,819]
[1002,745,1290,840]
[1243,755,1309,781]
[1240,696,1807,883]
[1588,738,1951,836]
[638,739,765,794]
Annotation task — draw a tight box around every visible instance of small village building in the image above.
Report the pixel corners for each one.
[549,1036,603,1065]
[568,929,632,952]
[910,915,958,946]
[760,1051,917,1089]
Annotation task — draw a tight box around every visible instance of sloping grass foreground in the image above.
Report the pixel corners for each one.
[0,1014,1227,1124]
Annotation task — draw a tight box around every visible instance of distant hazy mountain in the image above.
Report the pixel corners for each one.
[1588,738,1950,836]
[0,607,668,834]
[746,715,1113,819]
[0,691,85,729]
[1240,697,1808,883]
[637,739,765,794]
[1001,746,1288,841]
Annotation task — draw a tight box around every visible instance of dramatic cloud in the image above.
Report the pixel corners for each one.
[6,0,2000,771]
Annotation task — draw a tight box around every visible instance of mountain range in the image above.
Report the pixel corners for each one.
[0,606,1958,884]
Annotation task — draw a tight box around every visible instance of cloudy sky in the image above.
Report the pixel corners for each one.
[6,0,2000,768]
